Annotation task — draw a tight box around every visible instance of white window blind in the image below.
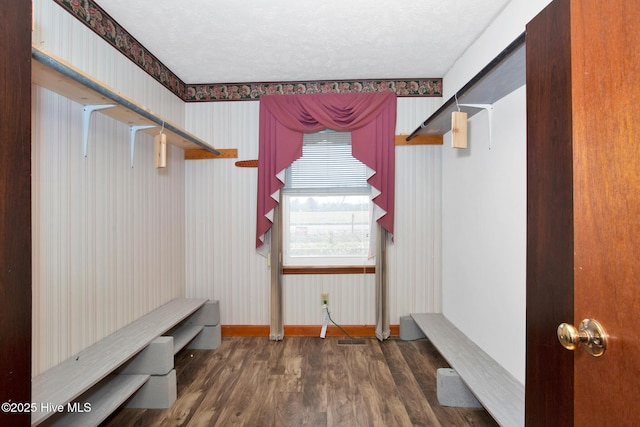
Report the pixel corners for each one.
[285,131,369,192]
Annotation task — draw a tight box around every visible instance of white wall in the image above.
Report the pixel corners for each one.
[442,86,526,383]
[184,97,443,326]
[440,0,553,384]
[32,0,188,374]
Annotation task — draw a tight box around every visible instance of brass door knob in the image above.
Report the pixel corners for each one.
[557,318,607,357]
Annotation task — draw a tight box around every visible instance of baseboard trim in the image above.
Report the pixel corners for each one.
[222,324,399,337]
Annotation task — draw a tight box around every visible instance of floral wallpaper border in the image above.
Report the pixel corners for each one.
[185,79,442,101]
[55,0,443,102]
[54,0,187,98]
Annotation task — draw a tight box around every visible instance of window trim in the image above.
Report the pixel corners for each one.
[282,265,375,275]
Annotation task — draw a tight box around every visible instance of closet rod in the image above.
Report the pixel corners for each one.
[32,47,220,155]
[406,32,526,141]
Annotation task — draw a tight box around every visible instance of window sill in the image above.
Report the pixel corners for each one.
[283,266,375,275]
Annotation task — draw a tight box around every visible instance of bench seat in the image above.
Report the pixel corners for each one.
[410,313,524,427]
[32,298,208,426]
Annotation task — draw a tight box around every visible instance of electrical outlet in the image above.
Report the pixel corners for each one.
[321,292,329,306]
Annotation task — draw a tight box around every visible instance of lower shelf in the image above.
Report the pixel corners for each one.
[45,374,149,427]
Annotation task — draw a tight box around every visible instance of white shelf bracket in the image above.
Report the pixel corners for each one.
[459,103,494,149]
[82,104,116,157]
[129,125,155,168]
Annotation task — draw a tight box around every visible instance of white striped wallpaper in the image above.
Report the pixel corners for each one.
[184,98,443,326]
[184,102,270,325]
[32,0,188,375]
[32,86,187,375]
[391,98,443,318]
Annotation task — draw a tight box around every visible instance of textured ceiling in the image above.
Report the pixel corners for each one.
[95,0,511,84]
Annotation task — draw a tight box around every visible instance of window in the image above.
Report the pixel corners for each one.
[282,131,374,267]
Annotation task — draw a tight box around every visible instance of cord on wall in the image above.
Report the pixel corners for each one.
[320,304,357,340]
[320,304,329,338]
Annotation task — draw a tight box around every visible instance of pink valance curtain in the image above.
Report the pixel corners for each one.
[256,92,397,248]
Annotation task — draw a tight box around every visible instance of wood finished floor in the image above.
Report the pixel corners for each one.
[103,337,498,427]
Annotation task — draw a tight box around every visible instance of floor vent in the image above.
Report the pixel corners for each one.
[337,339,367,346]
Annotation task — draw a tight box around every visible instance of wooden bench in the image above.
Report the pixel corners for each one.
[32,298,219,426]
[410,313,524,427]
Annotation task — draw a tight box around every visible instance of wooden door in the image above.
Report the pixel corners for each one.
[526,0,640,425]
[570,1,640,425]
[0,1,32,426]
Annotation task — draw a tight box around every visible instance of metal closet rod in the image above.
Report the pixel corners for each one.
[406,31,526,142]
[32,47,220,155]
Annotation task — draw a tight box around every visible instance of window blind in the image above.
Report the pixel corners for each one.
[284,131,369,192]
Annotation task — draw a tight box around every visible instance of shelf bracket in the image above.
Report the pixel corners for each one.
[129,125,155,168]
[82,104,116,157]
[459,104,494,149]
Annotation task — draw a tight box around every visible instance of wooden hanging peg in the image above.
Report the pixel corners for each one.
[235,160,258,167]
[451,111,468,149]
[155,131,167,168]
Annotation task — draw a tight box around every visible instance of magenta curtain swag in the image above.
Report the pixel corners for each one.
[256,92,397,248]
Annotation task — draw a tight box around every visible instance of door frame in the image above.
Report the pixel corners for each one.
[0,1,33,426]
[525,0,574,425]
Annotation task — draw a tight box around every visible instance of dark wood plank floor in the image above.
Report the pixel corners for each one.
[103,337,497,427]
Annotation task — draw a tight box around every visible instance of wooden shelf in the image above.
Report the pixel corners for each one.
[394,134,442,146]
[31,46,219,155]
[184,148,238,160]
[407,33,526,140]
[167,324,204,354]
[47,374,150,427]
